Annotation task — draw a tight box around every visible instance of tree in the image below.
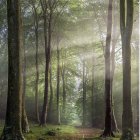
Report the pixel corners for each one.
[40,0,53,126]
[110,0,119,132]
[56,36,61,125]
[120,0,134,139]
[91,54,95,127]
[92,1,119,131]
[135,42,139,136]
[40,0,67,126]
[31,0,40,123]
[82,59,86,126]
[0,0,25,139]
[47,59,54,123]
[22,38,30,133]
[101,0,114,137]
[61,51,66,123]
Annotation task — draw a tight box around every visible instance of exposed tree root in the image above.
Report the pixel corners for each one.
[100,130,115,138]
[0,131,25,140]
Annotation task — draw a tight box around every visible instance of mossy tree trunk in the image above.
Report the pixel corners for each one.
[120,0,134,139]
[0,0,25,139]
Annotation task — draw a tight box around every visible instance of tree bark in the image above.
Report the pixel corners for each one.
[101,0,114,137]
[0,0,25,139]
[82,60,86,127]
[40,0,52,125]
[135,44,139,136]
[22,105,30,133]
[47,60,54,123]
[91,55,95,127]
[56,38,61,125]
[62,61,66,123]
[22,38,30,133]
[110,0,119,132]
[33,3,40,124]
[120,0,134,139]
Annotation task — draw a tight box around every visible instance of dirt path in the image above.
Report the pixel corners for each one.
[47,128,102,140]
[75,127,102,138]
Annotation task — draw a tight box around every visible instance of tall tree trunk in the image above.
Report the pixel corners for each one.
[30,0,40,123]
[135,44,139,136]
[22,100,30,133]
[22,105,29,133]
[33,3,40,123]
[56,38,61,125]
[35,26,40,124]
[0,0,25,139]
[110,0,119,132]
[22,40,30,133]
[62,62,66,123]
[91,55,95,127]
[101,0,114,137]
[120,0,134,139]
[47,60,54,123]
[82,60,86,127]
[93,0,118,132]
[40,1,52,125]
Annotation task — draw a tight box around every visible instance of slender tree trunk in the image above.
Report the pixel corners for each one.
[91,56,95,127]
[61,49,67,123]
[82,60,86,127]
[111,49,119,132]
[110,1,119,132]
[22,102,30,133]
[101,0,114,137]
[62,62,66,123]
[34,13,40,124]
[135,44,139,136]
[22,41,30,133]
[30,0,40,123]
[40,7,48,126]
[47,60,54,123]
[22,107,29,133]
[0,0,25,139]
[40,4,52,125]
[40,59,50,126]
[56,38,61,125]
[120,0,134,139]
[31,1,40,124]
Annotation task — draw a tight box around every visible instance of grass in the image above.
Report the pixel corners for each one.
[25,124,79,140]
[24,124,121,140]
[0,123,138,140]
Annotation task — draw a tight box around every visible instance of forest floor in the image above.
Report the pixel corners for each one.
[24,124,121,140]
[0,123,138,140]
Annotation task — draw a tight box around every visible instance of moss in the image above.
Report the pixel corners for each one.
[0,132,25,140]
[0,124,138,140]
[24,124,78,140]
[121,129,134,140]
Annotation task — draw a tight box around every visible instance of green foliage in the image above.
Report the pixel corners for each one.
[24,125,78,139]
